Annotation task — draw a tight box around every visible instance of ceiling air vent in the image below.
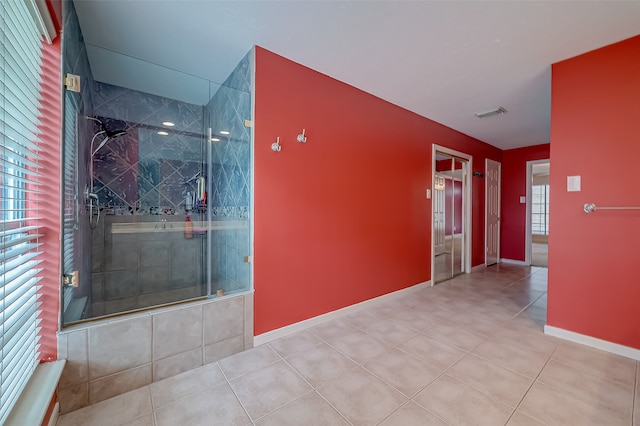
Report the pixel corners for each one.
[474,107,507,119]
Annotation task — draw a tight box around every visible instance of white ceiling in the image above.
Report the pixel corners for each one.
[73,1,640,150]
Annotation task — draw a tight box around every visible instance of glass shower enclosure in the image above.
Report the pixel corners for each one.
[61,0,252,325]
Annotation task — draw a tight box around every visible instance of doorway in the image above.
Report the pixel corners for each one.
[432,145,471,284]
[526,160,550,267]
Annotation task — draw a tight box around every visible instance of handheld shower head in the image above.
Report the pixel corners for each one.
[88,116,128,156]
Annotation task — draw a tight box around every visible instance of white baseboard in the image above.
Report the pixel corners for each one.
[500,258,528,266]
[471,263,486,272]
[254,280,431,346]
[544,325,640,361]
[47,403,59,426]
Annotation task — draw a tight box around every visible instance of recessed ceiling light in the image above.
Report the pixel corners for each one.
[219,130,230,135]
[162,121,175,127]
[210,137,220,142]
[474,107,507,119]
[157,131,169,136]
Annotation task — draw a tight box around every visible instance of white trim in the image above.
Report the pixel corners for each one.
[471,263,486,272]
[431,144,472,285]
[47,403,59,426]
[500,258,528,266]
[5,360,66,426]
[525,159,550,266]
[544,325,640,361]
[254,280,431,346]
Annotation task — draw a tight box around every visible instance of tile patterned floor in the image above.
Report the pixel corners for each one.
[57,265,639,426]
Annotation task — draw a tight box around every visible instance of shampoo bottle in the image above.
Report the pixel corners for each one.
[184,215,193,239]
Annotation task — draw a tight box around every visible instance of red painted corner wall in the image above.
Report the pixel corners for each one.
[500,144,550,261]
[253,47,501,335]
[38,35,62,362]
[548,35,640,349]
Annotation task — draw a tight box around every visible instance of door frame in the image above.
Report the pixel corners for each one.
[431,144,472,285]
[525,159,550,265]
[484,158,501,266]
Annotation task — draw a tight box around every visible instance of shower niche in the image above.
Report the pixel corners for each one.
[61,1,253,325]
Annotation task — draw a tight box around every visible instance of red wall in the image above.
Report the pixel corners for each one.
[38,35,62,362]
[254,47,501,334]
[500,144,550,261]
[548,35,640,349]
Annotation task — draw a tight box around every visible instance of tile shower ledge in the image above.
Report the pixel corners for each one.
[111,220,248,234]
[59,290,254,333]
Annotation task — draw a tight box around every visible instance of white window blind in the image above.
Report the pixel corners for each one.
[0,0,48,423]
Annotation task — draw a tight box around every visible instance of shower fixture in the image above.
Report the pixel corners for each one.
[85,116,128,229]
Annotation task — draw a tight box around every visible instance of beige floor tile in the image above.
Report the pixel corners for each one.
[363,348,441,397]
[308,318,358,341]
[254,391,349,426]
[317,366,407,426]
[229,360,312,421]
[389,311,437,333]
[506,412,546,426]
[552,341,636,386]
[285,342,357,387]
[537,359,634,421]
[413,374,513,426]
[218,343,281,380]
[492,324,558,356]
[119,413,154,426]
[472,338,550,378]
[267,330,322,357]
[362,320,418,346]
[378,401,447,426]
[519,382,628,426]
[424,321,487,351]
[369,299,409,318]
[154,383,250,426]
[149,362,225,408]
[342,307,386,328]
[326,329,391,364]
[56,387,152,426]
[448,354,533,407]
[447,313,506,336]
[397,333,466,371]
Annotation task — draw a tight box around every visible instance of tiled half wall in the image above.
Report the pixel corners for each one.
[56,293,254,414]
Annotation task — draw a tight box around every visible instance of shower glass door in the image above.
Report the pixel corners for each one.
[61,1,254,325]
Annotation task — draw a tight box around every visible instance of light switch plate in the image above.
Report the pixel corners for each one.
[520,196,526,204]
[567,175,581,192]
[426,189,431,199]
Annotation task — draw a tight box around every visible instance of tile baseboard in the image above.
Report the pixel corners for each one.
[544,325,640,361]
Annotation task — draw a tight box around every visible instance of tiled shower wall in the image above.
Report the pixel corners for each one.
[57,293,254,414]
[91,81,205,212]
[87,82,209,315]
[207,49,254,291]
[90,215,207,317]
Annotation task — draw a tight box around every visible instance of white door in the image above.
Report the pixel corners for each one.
[433,174,446,256]
[485,159,501,266]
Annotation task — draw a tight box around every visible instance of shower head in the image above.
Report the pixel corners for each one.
[88,116,127,156]
[92,132,126,156]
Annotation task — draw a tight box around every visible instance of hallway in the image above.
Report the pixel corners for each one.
[57,265,637,426]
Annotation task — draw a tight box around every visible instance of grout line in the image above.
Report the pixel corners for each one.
[502,344,559,426]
